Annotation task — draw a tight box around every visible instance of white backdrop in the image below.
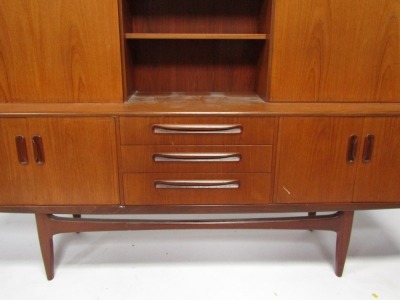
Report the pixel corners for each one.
[0,210,399,300]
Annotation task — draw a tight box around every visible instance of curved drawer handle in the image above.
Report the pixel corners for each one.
[154,180,240,189]
[153,153,242,162]
[152,124,242,134]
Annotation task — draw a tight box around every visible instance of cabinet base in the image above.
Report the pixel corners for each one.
[35,211,354,280]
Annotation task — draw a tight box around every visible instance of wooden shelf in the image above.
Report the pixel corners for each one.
[125,33,268,40]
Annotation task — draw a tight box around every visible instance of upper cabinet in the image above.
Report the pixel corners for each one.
[0,0,123,103]
[270,0,400,102]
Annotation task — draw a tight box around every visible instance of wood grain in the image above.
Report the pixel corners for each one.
[0,0,122,103]
[120,145,272,173]
[353,117,400,202]
[123,173,271,205]
[275,117,364,203]
[270,0,400,102]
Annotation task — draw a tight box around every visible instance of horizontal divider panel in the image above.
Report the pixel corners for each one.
[125,33,268,40]
[123,173,271,205]
[120,117,275,145]
[121,145,272,173]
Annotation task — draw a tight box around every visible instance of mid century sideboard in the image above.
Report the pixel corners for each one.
[1,0,400,280]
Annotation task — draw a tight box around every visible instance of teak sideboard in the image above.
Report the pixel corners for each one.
[1,0,400,280]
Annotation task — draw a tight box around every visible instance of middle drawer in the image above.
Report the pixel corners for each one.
[121,145,272,173]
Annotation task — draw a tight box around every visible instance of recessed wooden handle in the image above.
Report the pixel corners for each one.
[153,153,242,162]
[32,136,45,165]
[15,136,28,165]
[362,134,375,163]
[152,124,242,134]
[347,135,358,163]
[154,179,240,189]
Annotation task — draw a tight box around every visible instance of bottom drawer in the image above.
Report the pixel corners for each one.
[123,173,271,205]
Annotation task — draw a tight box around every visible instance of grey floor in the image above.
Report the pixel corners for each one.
[0,210,400,299]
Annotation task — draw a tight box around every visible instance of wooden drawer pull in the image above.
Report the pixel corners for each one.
[154,179,240,189]
[153,153,241,162]
[32,136,45,165]
[15,136,28,165]
[362,134,375,163]
[347,135,358,164]
[152,124,242,134]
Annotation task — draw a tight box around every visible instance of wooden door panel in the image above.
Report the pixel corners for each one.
[270,0,400,102]
[275,117,363,203]
[27,117,119,205]
[354,118,400,202]
[0,0,122,103]
[0,119,38,204]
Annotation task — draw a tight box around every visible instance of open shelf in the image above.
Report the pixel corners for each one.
[124,0,270,34]
[120,0,272,101]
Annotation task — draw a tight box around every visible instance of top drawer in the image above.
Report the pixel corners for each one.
[120,117,275,145]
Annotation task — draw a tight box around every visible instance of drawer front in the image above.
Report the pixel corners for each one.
[121,145,272,173]
[123,173,271,205]
[120,117,275,145]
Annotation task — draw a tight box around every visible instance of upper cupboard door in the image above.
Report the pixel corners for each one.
[270,0,400,102]
[0,0,122,103]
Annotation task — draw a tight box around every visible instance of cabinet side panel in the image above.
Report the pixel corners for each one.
[0,0,123,103]
[275,117,363,203]
[270,0,400,102]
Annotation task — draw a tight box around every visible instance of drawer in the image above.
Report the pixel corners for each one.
[120,117,275,145]
[123,173,271,205]
[120,145,272,173]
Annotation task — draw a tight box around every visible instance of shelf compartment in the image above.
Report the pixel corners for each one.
[123,0,271,34]
[124,39,269,97]
[125,33,269,40]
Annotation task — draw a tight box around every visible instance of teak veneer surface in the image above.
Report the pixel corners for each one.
[0,0,123,103]
[270,0,400,102]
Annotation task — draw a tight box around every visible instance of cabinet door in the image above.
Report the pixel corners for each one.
[275,117,363,203]
[354,118,400,202]
[0,117,119,205]
[270,0,400,102]
[0,0,122,103]
[0,119,37,204]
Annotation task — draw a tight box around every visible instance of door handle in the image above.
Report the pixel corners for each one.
[32,136,45,165]
[15,136,29,165]
[362,134,375,163]
[347,135,358,163]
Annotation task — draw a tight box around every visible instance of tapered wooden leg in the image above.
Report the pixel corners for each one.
[35,214,55,281]
[334,211,354,277]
